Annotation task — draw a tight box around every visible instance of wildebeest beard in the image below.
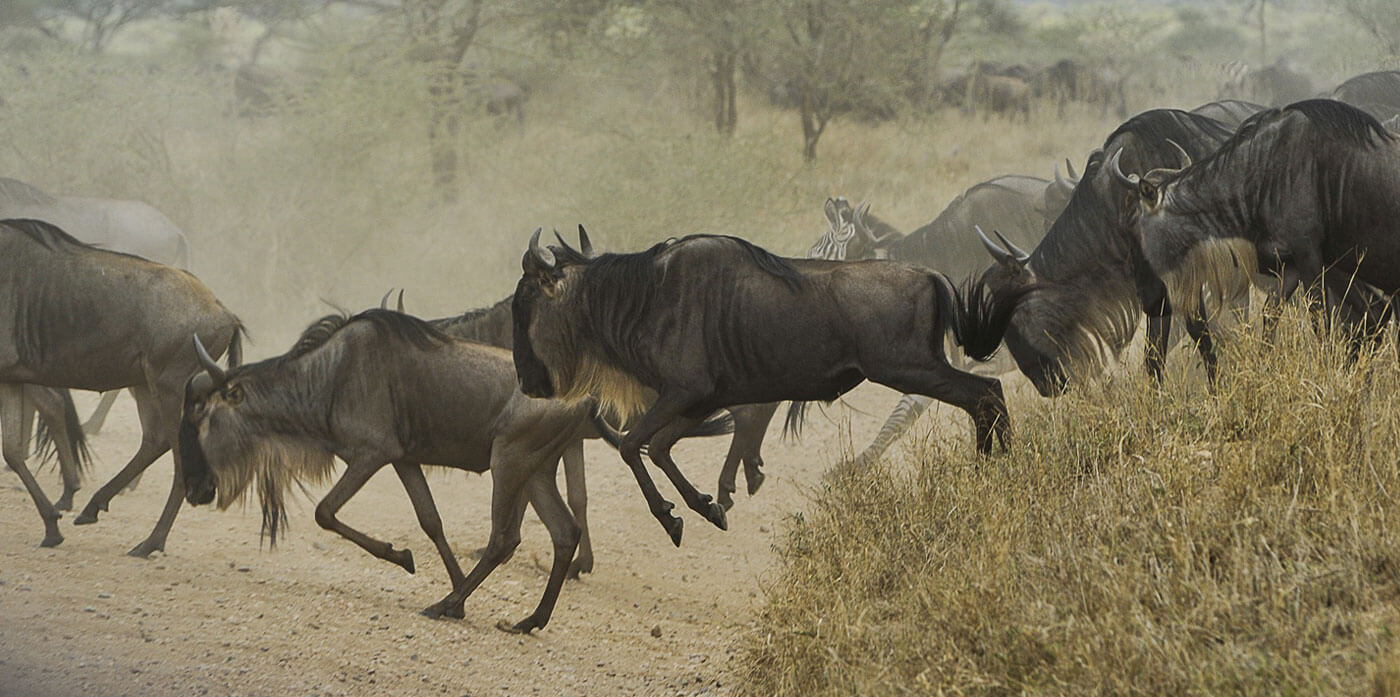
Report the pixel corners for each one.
[205,427,334,546]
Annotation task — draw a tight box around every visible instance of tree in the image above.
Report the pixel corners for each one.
[52,0,170,52]
[1330,0,1400,58]
[766,0,919,160]
[655,0,764,137]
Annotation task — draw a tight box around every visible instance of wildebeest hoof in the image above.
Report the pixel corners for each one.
[665,516,684,547]
[55,494,75,511]
[388,547,415,574]
[73,509,99,525]
[127,540,162,558]
[420,600,465,620]
[705,502,728,531]
[497,617,541,635]
[717,491,735,511]
[745,469,766,496]
[567,557,593,580]
[39,533,64,548]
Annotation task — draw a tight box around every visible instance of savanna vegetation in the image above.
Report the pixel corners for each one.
[4,0,1400,693]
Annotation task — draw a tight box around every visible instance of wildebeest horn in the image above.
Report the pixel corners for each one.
[379,289,393,310]
[552,227,576,255]
[528,227,555,268]
[577,225,593,257]
[1107,147,1140,187]
[993,229,1031,262]
[976,225,1019,266]
[1053,162,1072,189]
[1065,158,1079,181]
[396,289,405,313]
[193,334,226,384]
[1165,139,1192,169]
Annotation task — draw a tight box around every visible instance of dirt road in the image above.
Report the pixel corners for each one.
[1,383,950,696]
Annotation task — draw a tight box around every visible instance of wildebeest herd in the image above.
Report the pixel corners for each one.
[7,69,1400,634]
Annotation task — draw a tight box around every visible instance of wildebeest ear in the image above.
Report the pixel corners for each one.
[1139,180,1160,208]
[824,198,840,226]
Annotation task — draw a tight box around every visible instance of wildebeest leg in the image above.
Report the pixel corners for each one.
[1262,268,1301,338]
[25,386,83,510]
[561,441,592,578]
[617,399,693,546]
[646,415,728,531]
[855,394,934,465]
[128,389,193,558]
[75,384,168,525]
[873,364,1009,454]
[391,463,468,613]
[1183,309,1218,388]
[1,384,63,547]
[313,460,414,573]
[1144,297,1172,384]
[82,391,121,436]
[717,402,779,510]
[424,445,532,620]
[499,466,581,634]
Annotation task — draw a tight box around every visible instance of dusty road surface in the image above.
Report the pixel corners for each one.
[0,382,987,697]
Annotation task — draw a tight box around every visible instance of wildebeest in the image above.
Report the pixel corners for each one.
[513,230,1025,543]
[420,276,764,576]
[1330,71,1400,124]
[1032,59,1128,118]
[180,309,599,633]
[0,219,241,553]
[1118,100,1400,334]
[0,176,192,435]
[1219,59,1317,107]
[809,173,1071,461]
[971,108,1240,396]
[1190,99,1268,129]
[483,78,528,124]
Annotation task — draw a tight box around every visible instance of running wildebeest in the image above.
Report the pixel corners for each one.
[512,229,1026,544]
[972,108,1241,396]
[0,219,241,553]
[180,309,601,633]
[0,176,192,435]
[1190,99,1268,129]
[808,172,1072,461]
[1117,100,1400,334]
[1330,71,1400,124]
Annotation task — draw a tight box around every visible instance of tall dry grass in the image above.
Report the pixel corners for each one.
[740,308,1400,695]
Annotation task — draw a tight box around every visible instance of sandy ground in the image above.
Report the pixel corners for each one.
[0,381,981,697]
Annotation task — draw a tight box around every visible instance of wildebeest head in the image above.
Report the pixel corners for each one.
[808,197,901,260]
[513,225,648,419]
[179,332,335,544]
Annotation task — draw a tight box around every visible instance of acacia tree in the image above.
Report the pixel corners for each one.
[766,0,918,160]
[52,0,170,52]
[656,0,764,136]
[1330,0,1400,58]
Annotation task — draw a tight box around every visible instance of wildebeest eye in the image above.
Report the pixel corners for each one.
[225,384,245,405]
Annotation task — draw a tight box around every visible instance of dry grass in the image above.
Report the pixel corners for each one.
[739,309,1400,695]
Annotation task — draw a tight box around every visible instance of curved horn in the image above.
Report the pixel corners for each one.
[552,227,578,256]
[379,289,393,310]
[528,227,555,268]
[1165,139,1192,169]
[577,224,593,257]
[976,225,1016,265]
[993,229,1031,262]
[852,201,898,245]
[1053,162,1071,190]
[1065,157,1079,181]
[395,289,405,313]
[1107,147,1140,187]
[193,334,227,384]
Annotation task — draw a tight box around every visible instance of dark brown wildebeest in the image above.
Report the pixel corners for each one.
[1189,99,1268,129]
[180,310,601,633]
[808,172,1072,462]
[0,219,241,552]
[512,230,1026,544]
[1119,100,1400,335]
[1032,59,1128,118]
[971,109,1242,396]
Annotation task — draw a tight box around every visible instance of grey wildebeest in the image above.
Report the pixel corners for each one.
[971,108,1241,396]
[1330,71,1400,124]
[179,309,599,633]
[0,219,241,553]
[808,172,1072,461]
[1190,99,1268,129]
[1117,100,1400,336]
[512,230,1026,544]
[0,177,192,435]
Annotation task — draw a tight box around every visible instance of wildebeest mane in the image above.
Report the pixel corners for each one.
[0,178,57,206]
[432,297,513,345]
[1287,98,1394,146]
[246,308,450,373]
[3,218,95,252]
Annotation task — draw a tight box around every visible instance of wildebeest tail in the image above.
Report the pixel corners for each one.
[589,404,734,452]
[33,389,93,475]
[783,401,808,440]
[934,271,1028,362]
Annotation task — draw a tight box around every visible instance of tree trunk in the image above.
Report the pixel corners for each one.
[426,63,463,202]
[799,89,825,161]
[711,51,738,136]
